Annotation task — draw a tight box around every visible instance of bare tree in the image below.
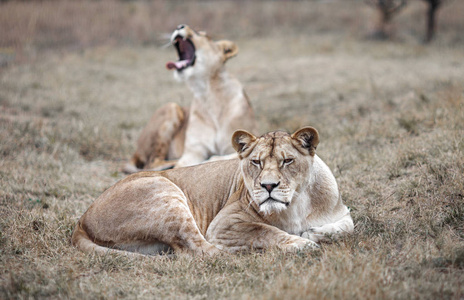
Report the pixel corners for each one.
[366,0,408,39]
[420,0,450,42]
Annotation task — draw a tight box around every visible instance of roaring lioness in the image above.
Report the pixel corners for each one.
[123,25,255,173]
[73,127,353,256]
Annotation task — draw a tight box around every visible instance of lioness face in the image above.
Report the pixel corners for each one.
[232,127,320,216]
[166,24,238,80]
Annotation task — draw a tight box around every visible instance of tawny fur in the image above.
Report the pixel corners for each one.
[123,25,255,173]
[73,127,354,256]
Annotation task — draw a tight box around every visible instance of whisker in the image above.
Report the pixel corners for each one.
[160,41,173,49]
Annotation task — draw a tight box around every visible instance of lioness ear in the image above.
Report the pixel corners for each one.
[216,40,238,61]
[232,130,256,158]
[291,127,319,156]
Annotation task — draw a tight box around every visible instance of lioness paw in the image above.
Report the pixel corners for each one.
[285,237,319,251]
[301,231,329,243]
[301,227,340,243]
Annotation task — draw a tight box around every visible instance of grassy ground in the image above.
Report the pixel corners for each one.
[1,0,463,299]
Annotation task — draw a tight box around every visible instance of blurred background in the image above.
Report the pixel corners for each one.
[1,0,463,67]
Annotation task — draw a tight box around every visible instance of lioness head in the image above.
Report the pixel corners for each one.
[166,24,238,79]
[232,127,320,216]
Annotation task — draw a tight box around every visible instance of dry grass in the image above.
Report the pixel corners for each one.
[1,0,464,299]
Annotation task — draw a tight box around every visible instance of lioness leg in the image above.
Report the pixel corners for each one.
[124,103,186,173]
[301,211,354,242]
[208,221,316,253]
[79,176,220,256]
[206,202,317,252]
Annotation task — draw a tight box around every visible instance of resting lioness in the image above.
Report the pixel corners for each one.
[123,25,255,173]
[73,127,354,256]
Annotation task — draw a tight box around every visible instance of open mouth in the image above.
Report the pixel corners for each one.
[260,198,289,207]
[166,36,196,71]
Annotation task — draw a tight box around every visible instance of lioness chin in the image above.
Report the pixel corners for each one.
[73,127,353,256]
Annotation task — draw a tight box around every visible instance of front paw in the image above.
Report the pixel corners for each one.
[301,229,333,243]
[285,236,319,252]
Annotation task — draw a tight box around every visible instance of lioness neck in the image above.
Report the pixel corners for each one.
[186,67,241,105]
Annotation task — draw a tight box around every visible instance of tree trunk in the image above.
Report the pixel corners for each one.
[372,9,392,39]
[425,0,441,43]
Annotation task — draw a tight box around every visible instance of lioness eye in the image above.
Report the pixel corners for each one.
[251,160,260,166]
[283,158,294,165]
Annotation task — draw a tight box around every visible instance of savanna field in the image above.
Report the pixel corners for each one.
[1,0,463,298]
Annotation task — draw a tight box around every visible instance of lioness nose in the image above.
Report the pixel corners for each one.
[261,182,279,193]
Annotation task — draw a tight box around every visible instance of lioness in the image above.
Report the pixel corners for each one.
[73,127,354,256]
[123,25,255,173]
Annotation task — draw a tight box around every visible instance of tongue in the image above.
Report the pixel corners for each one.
[166,59,189,70]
